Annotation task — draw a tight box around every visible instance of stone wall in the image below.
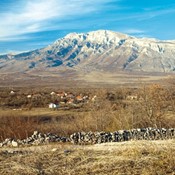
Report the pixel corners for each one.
[0,131,69,147]
[0,128,175,147]
[70,128,175,144]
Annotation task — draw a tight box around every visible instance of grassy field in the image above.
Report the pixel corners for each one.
[0,83,175,174]
[1,84,175,140]
[0,107,91,140]
[0,140,175,175]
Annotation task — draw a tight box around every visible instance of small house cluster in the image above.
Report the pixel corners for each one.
[6,89,98,110]
[49,91,91,109]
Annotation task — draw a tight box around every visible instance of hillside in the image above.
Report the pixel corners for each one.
[1,30,175,86]
[1,30,175,73]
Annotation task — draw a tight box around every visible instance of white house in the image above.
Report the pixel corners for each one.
[50,92,56,96]
[27,95,32,98]
[49,103,59,109]
[10,90,15,95]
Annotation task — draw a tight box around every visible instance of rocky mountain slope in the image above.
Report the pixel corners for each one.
[1,30,175,73]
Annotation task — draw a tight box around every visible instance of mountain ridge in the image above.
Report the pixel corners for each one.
[1,30,175,74]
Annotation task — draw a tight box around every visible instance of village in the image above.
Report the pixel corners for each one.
[0,86,175,175]
[6,89,98,110]
[48,91,93,109]
[4,88,139,111]
[1,85,175,141]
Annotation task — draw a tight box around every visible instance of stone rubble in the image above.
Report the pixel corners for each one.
[0,128,175,147]
[0,131,69,147]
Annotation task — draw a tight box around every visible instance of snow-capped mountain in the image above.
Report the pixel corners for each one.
[1,30,175,73]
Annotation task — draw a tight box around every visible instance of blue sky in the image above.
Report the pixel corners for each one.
[0,0,175,54]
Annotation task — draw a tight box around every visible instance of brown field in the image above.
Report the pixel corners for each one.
[0,70,174,87]
[1,83,175,140]
[0,79,175,174]
[0,140,175,175]
[1,83,175,139]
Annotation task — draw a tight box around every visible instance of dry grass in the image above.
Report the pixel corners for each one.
[78,71,169,85]
[1,76,175,174]
[1,85,175,140]
[0,108,90,140]
[0,140,175,175]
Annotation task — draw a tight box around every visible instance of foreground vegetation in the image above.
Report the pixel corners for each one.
[0,140,175,175]
[0,84,175,141]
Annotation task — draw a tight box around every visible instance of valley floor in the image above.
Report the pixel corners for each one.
[0,139,175,175]
[0,70,173,87]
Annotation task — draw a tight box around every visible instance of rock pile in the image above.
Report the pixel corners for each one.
[0,131,69,147]
[70,128,175,144]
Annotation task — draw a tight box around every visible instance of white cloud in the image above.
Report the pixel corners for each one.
[109,6,175,23]
[122,29,145,35]
[138,8,175,21]
[0,0,115,41]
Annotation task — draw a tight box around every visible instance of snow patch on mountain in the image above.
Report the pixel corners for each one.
[1,30,175,73]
